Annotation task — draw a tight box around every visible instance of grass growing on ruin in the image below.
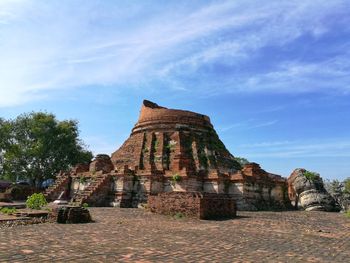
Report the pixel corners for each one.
[154,139,159,150]
[303,170,319,181]
[171,173,181,186]
[79,176,88,183]
[174,212,185,219]
[165,140,176,152]
[0,207,17,215]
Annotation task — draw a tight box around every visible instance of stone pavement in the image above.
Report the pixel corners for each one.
[0,208,349,262]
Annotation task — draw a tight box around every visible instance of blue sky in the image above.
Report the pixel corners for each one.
[0,0,350,180]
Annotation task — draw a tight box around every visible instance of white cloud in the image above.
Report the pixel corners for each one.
[0,0,349,107]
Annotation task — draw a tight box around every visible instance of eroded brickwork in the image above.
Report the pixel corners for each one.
[148,192,236,219]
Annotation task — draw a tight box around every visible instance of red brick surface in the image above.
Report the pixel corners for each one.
[0,208,349,262]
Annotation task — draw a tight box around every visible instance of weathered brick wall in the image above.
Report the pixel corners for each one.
[135,100,212,132]
[89,154,114,173]
[200,193,236,219]
[148,192,236,219]
[148,192,201,218]
[113,175,151,208]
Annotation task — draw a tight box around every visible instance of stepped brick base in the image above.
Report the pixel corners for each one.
[148,192,236,219]
[69,174,112,206]
[44,173,71,202]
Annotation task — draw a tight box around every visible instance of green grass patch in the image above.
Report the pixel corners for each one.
[0,207,17,215]
[345,210,350,218]
[174,212,185,219]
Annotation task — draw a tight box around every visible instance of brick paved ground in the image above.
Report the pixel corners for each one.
[0,208,349,262]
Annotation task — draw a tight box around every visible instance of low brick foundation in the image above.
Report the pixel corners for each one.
[148,192,236,219]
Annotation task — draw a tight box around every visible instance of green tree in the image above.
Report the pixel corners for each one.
[325,179,343,203]
[344,178,350,211]
[0,118,11,178]
[325,178,350,211]
[0,112,92,187]
[0,118,6,148]
[344,178,350,194]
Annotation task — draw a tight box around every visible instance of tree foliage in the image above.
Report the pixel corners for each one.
[0,112,93,186]
[325,178,350,211]
[0,117,10,177]
[344,178,350,194]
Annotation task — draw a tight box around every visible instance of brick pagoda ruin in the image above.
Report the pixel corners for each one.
[45,100,290,211]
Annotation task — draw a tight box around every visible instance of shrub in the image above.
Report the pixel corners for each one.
[26,193,47,210]
[82,203,89,208]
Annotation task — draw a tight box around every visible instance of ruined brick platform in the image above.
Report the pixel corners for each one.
[0,208,349,262]
[148,192,236,219]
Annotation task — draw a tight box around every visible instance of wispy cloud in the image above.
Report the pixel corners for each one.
[0,0,349,107]
[237,139,350,158]
[240,56,350,94]
[0,0,26,24]
[83,135,123,156]
[250,120,278,129]
[218,119,278,132]
[240,141,293,148]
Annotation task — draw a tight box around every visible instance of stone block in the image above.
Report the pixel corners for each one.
[56,206,92,224]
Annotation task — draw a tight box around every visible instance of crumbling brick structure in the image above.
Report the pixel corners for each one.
[148,192,236,219]
[46,100,290,211]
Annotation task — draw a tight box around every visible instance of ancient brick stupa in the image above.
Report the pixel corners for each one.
[111,100,241,181]
[45,100,290,211]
